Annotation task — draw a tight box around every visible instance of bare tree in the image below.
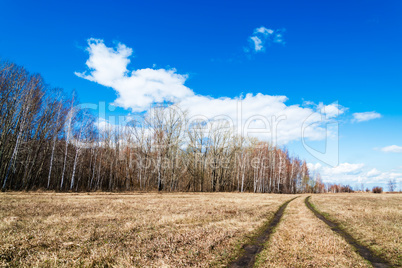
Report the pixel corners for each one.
[0,59,320,194]
[388,179,396,192]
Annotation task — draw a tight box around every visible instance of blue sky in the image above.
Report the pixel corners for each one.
[1,0,401,189]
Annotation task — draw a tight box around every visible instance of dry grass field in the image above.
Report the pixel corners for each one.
[0,192,292,267]
[255,196,370,268]
[311,193,402,267]
[1,192,401,267]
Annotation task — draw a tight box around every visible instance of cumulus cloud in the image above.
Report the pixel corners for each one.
[325,163,365,175]
[75,38,194,111]
[180,94,343,144]
[308,162,402,186]
[367,171,402,184]
[352,111,381,122]
[381,145,402,153]
[246,26,285,53]
[76,39,345,145]
[308,162,364,177]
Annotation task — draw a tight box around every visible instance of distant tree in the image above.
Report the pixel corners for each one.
[387,179,396,192]
[314,173,325,193]
[341,185,353,193]
[372,186,383,193]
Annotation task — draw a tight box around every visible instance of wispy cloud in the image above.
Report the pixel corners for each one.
[352,111,381,122]
[381,145,402,153]
[245,26,285,53]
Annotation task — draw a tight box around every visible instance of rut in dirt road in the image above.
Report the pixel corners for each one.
[305,196,391,268]
[228,197,298,268]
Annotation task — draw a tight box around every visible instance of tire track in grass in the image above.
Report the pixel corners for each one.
[305,196,391,268]
[228,197,298,268]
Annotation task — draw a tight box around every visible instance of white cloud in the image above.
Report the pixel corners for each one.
[273,33,284,44]
[250,36,263,51]
[307,163,322,172]
[254,26,274,35]
[75,38,194,112]
[367,168,381,177]
[308,162,364,184]
[325,163,365,175]
[179,94,344,144]
[381,145,402,153]
[352,111,381,122]
[308,162,402,186]
[369,171,402,184]
[247,26,285,53]
[76,39,345,145]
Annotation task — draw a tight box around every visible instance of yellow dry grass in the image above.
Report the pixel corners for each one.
[311,193,402,267]
[256,196,371,268]
[0,192,292,267]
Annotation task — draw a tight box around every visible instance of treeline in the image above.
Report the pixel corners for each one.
[0,60,321,193]
[326,184,354,193]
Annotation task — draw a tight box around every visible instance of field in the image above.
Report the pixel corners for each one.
[310,193,402,267]
[256,196,370,267]
[0,192,292,267]
[0,192,401,267]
